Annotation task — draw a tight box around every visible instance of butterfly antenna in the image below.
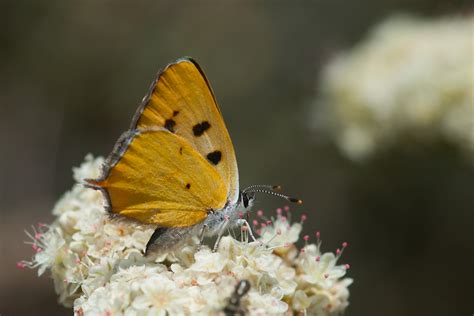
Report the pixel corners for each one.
[243,184,282,193]
[246,188,302,204]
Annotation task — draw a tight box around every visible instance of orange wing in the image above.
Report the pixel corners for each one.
[131,57,239,204]
[87,129,227,227]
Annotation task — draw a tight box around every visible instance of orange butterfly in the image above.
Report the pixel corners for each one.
[86,57,301,254]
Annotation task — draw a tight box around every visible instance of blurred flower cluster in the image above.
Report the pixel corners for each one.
[314,15,474,161]
[21,155,352,315]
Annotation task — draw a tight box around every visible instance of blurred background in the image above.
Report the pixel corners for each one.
[1,1,473,315]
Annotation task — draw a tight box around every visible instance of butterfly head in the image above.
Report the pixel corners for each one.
[240,191,256,209]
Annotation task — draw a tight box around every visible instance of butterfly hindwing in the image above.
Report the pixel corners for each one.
[89,129,227,227]
[131,57,239,204]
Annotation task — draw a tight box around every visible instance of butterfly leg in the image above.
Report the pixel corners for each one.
[236,219,257,242]
[212,220,230,252]
[197,224,208,251]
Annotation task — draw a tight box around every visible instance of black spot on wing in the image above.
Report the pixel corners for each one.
[179,147,183,155]
[186,183,191,189]
[193,121,211,136]
[164,119,176,132]
[207,150,222,165]
[173,110,180,117]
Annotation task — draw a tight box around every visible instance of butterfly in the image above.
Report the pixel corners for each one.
[85,57,301,255]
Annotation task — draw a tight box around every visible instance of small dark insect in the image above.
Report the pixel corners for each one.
[223,280,251,316]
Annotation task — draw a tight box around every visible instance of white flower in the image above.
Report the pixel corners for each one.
[256,207,303,259]
[112,264,168,284]
[247,292,288,315]
[295,244,353,316]
[189,248,227,273]
[82,257,117,296]
[22,155,353,315]
[297,247,346,285]
[292,290,313,312]
[75,282,133,316]
[314,15,474,161]
[132,275,190,315]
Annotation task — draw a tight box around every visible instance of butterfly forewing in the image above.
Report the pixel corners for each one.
[91,129,227,227]
[131,58,239,204]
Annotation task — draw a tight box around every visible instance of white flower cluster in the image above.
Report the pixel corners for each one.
[21,155,352,315]
[314,15,474,161]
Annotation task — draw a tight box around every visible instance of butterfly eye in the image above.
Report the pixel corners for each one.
[242,193,249,208]
[241,192,255,208]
